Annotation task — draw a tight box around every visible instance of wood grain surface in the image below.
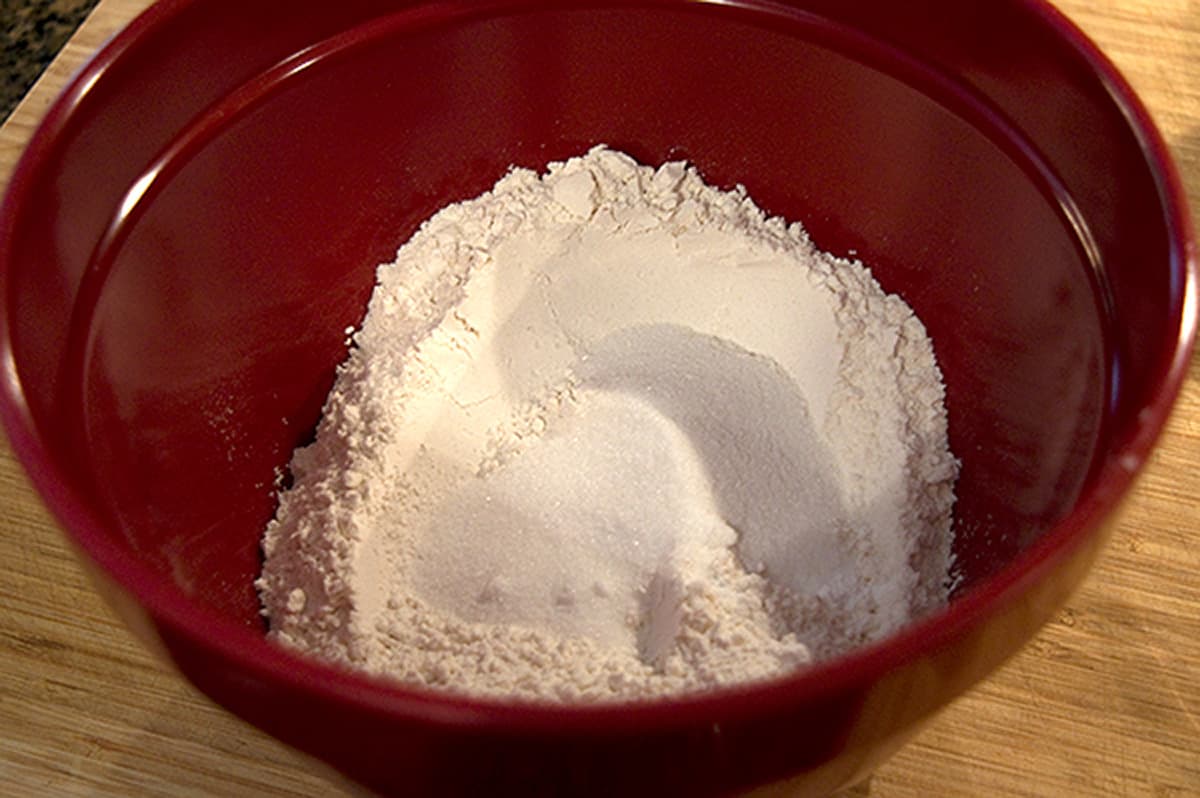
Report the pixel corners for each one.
[1,1,1197,795]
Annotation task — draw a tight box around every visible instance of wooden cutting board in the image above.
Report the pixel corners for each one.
[1,1,1197,795]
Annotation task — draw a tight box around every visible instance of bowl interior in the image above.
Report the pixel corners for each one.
[5,3,1170,644]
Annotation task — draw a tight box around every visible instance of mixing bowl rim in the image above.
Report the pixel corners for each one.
[0,0,1195,733]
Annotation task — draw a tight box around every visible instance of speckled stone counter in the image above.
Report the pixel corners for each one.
[2,0,101,121]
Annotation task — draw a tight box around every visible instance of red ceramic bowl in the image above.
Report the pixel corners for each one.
[0,1,1194,795]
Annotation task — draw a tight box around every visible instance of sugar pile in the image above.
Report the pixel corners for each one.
[256,146,958,701]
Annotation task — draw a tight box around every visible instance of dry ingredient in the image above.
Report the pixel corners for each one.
[257,146,957,702]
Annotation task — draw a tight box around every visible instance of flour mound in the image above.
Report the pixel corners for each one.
[257,146,957,701]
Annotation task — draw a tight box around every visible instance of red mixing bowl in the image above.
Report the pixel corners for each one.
[0,1,1194,795]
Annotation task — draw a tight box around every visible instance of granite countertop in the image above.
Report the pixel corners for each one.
[2,0,100,121]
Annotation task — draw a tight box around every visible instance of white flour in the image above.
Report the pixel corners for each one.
[257,146,957,701]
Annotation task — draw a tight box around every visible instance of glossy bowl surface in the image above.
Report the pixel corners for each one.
[0,1,1194,795]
